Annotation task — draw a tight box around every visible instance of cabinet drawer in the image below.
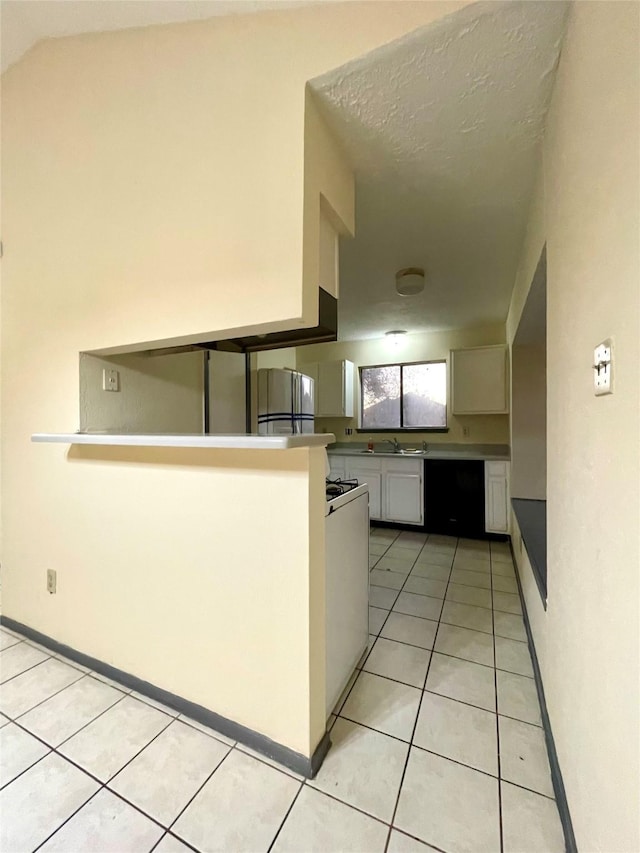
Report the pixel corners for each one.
[347,455,381,472]
[384,457,422,475]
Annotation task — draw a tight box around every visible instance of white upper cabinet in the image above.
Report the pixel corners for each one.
[451,345,509,414]
[306,360,355,417]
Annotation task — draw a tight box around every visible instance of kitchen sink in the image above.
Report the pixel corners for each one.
[358,448,425,455]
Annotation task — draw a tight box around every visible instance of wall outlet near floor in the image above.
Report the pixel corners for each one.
[47,569,57,594]
[102,368,120,392]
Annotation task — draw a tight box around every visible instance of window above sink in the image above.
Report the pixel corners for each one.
[360,360,447,431]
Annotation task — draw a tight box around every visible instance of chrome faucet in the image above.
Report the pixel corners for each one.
[384,437,401,453]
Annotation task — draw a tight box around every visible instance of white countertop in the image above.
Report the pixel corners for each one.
[31,433,336,450]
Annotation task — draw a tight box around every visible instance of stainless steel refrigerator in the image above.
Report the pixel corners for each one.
[257,368,315,435]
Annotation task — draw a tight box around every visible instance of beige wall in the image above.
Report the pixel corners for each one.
[302,90,354,317]
[1,2,471,759]
[297,325,510,445]
[510,344,546,500]
[80,351,204,434]
[507,155,545,345]
[507,3,640,849]
[6,444,326,755]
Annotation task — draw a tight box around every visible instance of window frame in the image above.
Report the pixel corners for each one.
[357,359,449,433]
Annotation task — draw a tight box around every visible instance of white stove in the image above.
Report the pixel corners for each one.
[325,478,368,514]
[324,477,369,717]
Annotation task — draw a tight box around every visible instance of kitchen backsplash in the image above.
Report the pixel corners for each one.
[316,413,510,446]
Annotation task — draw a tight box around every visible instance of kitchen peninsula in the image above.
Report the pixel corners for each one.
[8,432,336,777]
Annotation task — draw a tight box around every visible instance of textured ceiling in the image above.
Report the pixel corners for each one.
[310,0,568,340]
[0,0,320,73]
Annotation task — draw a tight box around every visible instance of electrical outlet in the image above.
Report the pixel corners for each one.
[463,426,470,438]
[102,368,120,392]
[47,569,57,594]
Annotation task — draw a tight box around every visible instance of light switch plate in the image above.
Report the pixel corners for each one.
[593,339,612,396]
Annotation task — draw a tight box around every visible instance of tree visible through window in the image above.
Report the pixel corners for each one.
[360,361,447,429]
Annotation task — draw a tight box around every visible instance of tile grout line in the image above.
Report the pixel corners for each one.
[301,780,397,836]
[160,747,237,847]
[362,531,439,682]
[0,693,130,792]
[149,831,200,853]
[382,532,458,853]
[34,712,174,853]
[34,703,251,853]
[0,653,60,688]
[27,718,175,852]
[8,700,184,851]
[31,787,107,853]
[350,663,539,724]
[10,671,121,728]
[405,742,557,800]
[266,782,305,853]
[343,529,428,719]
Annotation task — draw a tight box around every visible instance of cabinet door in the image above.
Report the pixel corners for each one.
[385,471,423,525]
[452,346,508,414]
[328,455,347,481]
[317,362,345,417]
[347,464,382,520]
[485,462,509,533]
[316,360,355,418]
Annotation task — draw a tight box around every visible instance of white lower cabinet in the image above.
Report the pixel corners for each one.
[485,461,510,534]
[330,454,508,534]
[346,464,382,520]
[329,454,423,526]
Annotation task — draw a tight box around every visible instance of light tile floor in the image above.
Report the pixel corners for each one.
[0,530,565,853]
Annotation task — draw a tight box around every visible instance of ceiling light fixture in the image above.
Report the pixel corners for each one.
[395,267,425,296]
[385,330,408,349]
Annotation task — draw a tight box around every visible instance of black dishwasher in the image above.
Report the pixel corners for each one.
[424,460,485,538]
